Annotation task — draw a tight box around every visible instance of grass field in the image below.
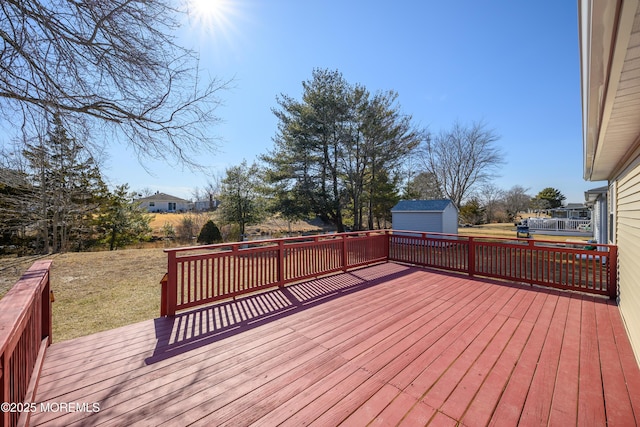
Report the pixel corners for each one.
[1,222,590,342]
[148,212,331,239]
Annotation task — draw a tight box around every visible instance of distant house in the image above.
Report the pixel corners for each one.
[548,203,591,219]
[391,200,458,234]
[193,196,220,212]
[136,192,191,213]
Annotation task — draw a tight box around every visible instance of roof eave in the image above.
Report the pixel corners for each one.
[580,0,639,181]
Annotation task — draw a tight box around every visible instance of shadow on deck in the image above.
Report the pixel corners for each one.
[147,262,417,364]
[30,262,640,426]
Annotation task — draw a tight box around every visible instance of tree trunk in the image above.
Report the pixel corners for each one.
[109,227,117,251]
[52,210,58,253]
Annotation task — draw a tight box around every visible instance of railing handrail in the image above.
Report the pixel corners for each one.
[164,228,615,253]
[0,259,53,427]
[163,230,389,255]
[390,229,612,248]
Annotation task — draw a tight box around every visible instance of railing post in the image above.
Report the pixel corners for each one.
[468,237,475,277]
[385,230,391,261]
[41,269,52,344]
[278,240,285,287]
[159,274,168,317]
[232,244,240,293]
[342,234,348,272]
[608,245,618,300]
[166,250,178,316]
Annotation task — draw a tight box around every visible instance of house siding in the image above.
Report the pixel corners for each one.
[616,158,640,361]
[139,200,190,212]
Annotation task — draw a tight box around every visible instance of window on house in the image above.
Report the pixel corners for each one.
[149,202,155,207]
[168,202,176,211]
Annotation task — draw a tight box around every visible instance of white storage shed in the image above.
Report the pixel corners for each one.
[391,199,458,234]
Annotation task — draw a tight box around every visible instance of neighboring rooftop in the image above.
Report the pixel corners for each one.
[136,192,190,202]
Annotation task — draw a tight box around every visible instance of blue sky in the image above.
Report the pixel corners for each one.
[105,0,604,203]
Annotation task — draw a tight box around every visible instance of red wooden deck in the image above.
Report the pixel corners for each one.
[30,263,640,426]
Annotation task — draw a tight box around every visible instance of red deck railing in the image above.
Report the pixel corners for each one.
[162,232,389,316]
[162,230,617,316]
[388,231,617,298]
[0,259,52,427]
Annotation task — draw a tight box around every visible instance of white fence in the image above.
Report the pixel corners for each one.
[527,218,592,233]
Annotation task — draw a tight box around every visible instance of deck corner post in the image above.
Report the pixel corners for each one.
[166,251,178,316]
[41,267,52,344]
[608,245,618,300]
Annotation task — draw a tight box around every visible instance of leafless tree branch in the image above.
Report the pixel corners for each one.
[0,0,228,167]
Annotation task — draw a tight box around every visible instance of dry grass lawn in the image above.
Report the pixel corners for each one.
[1,222,590,342]
[48,248,166,342]
[1,248,166,343]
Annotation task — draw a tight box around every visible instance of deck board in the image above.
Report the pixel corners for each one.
[29,262,640,426]
[547,295,581,426]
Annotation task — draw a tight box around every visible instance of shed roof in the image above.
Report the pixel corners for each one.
[391,199,454,212]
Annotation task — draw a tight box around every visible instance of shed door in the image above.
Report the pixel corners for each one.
[616,158,640,361]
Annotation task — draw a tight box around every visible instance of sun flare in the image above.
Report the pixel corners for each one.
[186,0,235,36]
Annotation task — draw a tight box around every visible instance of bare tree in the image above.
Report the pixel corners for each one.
[137,188,155,197]
[419,121,504,209]
[477,183,505,223]
[503,185,531,221]
[192,172,223,211]
[0,0,227,166]
[176,212,209,243]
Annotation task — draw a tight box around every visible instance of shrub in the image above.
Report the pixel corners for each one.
[197,220,222,244]
[221,223,241,242]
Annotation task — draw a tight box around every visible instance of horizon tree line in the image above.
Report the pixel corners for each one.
[1,67,568,252]
[217,69,568,235]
